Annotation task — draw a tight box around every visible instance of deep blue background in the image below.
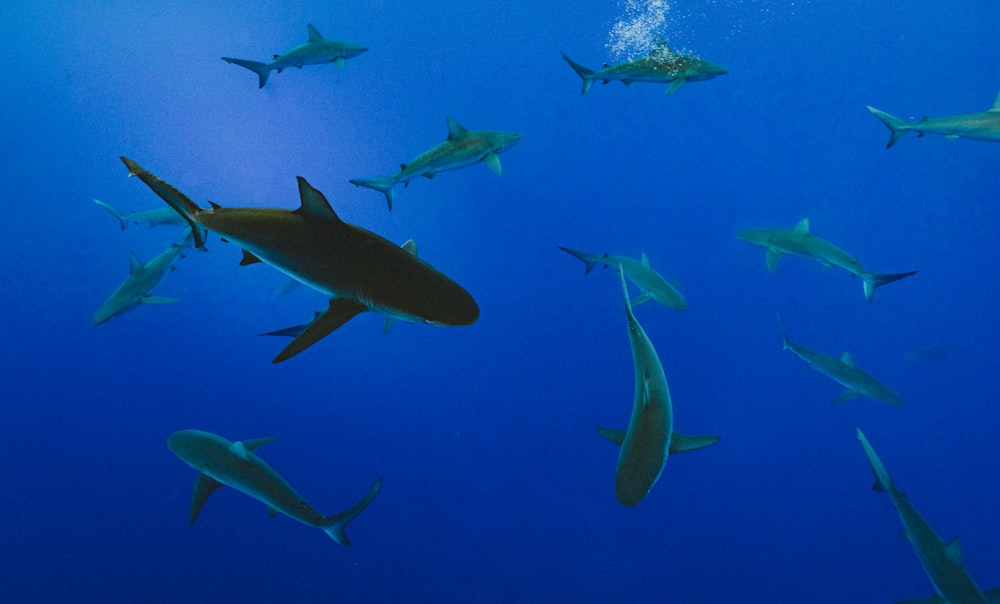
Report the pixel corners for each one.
[2,1,999,602]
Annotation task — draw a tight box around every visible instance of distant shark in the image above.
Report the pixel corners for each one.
[167,429,381,546]
[557,247,686,311]
[120,157,479,362]
[597,267,719,506]
[560,39,727,96]
[91,229,192,325]
[94,198,208,243]
[856,428,1000,603]
[222,24,366,88]
[736,218,917,302]
[778,316,903,406]
[867,90,1000,148]
[350,118,523,210]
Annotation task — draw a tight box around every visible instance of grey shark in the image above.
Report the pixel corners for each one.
[778,316,903,406]
[91,229,191,325]
[120,157,478,362]
[94,198,208,243]
[560,39,727,96]
[222,24,366,88]
[736,218,917,302]
[597,267,719,507]
[558,247,686,310]
[867,90,1000,148]
[350,118,523,210]
[856,428,1000,603]
[167,429,380,546]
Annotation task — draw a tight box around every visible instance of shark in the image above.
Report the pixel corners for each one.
[778,316,903,406]
[222,24,366,88]
[597,267,720,506]
[867,90,1000,148]
[94,198,208,243]
[167,429,381,546]
[560,39,727,96]
[349,117,523,210]
[736,218,918,302]
[91,229,192,325]
[856,428,1000,604]
[120,157,479,362]
[558,247,686,311]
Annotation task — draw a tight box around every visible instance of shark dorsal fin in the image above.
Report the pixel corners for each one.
[307,24,324,43]
[945,537,964,564]
[230,441,251,461]
[991,90,1000,112]
[189,473,224,525]
[208,201,222,210]
[840,352,855,366]
[597,426,626,445]
[401,239,418,256]
[129,252,143,274]
[295,177,341,222]
[793,218,811,234]
[652,36,671,53]
[446,117,467,139]
[640,253,650,267]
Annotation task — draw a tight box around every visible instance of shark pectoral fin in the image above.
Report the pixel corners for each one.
[765,249,783,273]
[833,389,859,404]
[596,427,627,445]
[665,77,686,95]
[240,250,263,265]
[482,152,503,176]
[630,292,653,306]
[189,473,224,526]
[242,436,276,452]
[140,296,178,304]
[669,432,721,454]
[271,298,368,363]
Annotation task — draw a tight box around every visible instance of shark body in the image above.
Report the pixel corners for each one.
[867,90,1000,148]
[167,429,380,546]
[350,118,522,210]
[120,157,478,362]
[856,428,1000,603]
[222,24,366,88]
[736,218,917,302]
[597,268,719,506]
[558,247,686,310]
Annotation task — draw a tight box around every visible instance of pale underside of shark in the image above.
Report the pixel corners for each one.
[120,157,478,362]
[222,24,366,88]
[558,247,686,311]
[349,117,523,210]
[596,267,719,507]
[167,429,381,546]
[856,428,1000,604]
[736,218,917,302]
[867,89,1000,148]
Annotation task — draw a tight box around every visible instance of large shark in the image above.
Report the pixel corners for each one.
[222,24,366,88]
[856,428,1000,603]
[778,316,903,406]
[736,218,917,302]
[119,157,479,362]
[349,118,523,210]
[560,39,727,96]
[167,429,381,546]
[867,90,1000,148]
[597,267,719,506]
[91,229,192,325]
[557,247,686,311]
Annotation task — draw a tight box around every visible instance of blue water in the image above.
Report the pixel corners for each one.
[3,1,999,602]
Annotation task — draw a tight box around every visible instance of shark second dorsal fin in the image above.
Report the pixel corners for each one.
[230,441,251,461]
[129,253,144,274]
[307,24,324,43]
[840,352,855,366]
[446,117,467,139]
[640,253,650,267]
[295,177,341,222]
[945,537,963,565]
[793,218,811,234]
[189,473,224,525]
[401,239,418,256]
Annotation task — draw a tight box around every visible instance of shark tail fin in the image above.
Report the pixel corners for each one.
[556,246,601,275]
[222,57,271,88]
[776,313,791,351]
[94,199,128,230]
[560,51,594,94]
[321,477,382,546]
[861,270,918,302]
[349,176,397,211]
[119,157,207,248]
[866,106,909,148]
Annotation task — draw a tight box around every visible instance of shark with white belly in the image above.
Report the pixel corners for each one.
[223,24,366,88]
[558,247,686,311]
[868,89,1000,148]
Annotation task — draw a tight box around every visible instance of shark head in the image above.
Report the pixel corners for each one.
[490,131,524,153]
[167,429,219,471]
[685,57,728,81]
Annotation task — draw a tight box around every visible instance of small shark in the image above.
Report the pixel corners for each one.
[856,428,1000,603]
[560,39,727,96]
[867,90,1000,148]
[557,247,686,311]
[736,218,917,302]
[94,198,208,243]
[167,429,381,546]
[222,24,366,88]
[91,229,192,325]
[597,267,719,506]
[778,316,903,406]
[120,157,479,362]
[350,117,523,210]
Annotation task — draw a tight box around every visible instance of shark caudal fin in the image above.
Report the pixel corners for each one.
[560,51,595,94]
[861,270,918,302]
[557,246,603,274]
[321,477,382,546]
[119,157,208,248]
[94,199,128,230]
[776,313,792,351]
[349,176,397,210]
[866,106,910,148]
[222,57,271,88]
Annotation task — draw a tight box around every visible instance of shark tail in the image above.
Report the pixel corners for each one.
[866,106,910,148]
[776,313,791,350]
[861,270,918,302]
[557,246,601,274]
[222,57,271,88]
[119,157,207,248]
[856,427,895,494]
[94,199,128,230]
[321,477,382,546]
[560,51,594,94]
[349,176,398,210]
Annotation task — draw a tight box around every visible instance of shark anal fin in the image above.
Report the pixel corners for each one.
[597,426,627,445]
[669,432,721,454]
[189,473,225,526]
[271,298,368,363]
